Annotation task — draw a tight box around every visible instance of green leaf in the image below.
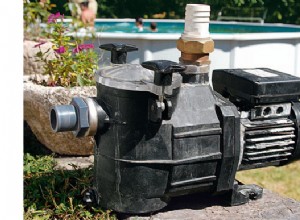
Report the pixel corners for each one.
[77,74,84,86]
[70,64,76,71]
[277,13,283,20]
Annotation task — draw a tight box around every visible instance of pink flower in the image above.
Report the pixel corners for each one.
[47,12,63,23]
[72,47,80,53]
[80,44,94,49]
[72,44,94,53]
[34,41,47,48]
[54,46,66,54]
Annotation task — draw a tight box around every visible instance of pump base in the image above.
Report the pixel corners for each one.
[226,181,263,206]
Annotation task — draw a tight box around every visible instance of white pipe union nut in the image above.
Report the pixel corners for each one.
[182,4,211,41]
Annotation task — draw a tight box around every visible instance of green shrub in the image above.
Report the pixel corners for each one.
[23,0,56,40]
[23,153,116,219]
[34,12,99,87]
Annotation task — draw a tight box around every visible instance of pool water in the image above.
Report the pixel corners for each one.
[94,21,300,34]
[95,21,183,33]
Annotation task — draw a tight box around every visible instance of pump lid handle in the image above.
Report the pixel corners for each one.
[99,43,138,64]
[141,60,185,74]
[142,60,185,86]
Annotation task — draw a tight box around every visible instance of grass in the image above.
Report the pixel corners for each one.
[23,153,116,220]
[236,160,300,201]
[24,123,116,219]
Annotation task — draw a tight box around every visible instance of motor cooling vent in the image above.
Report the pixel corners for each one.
[241,118,295,165]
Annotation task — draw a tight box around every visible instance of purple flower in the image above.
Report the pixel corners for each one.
[54,46,66,54]
[72,44,94,53]
[72,47,80,53]
[34,41,47,48]
[47,12,63,23]
[80,44,94,49]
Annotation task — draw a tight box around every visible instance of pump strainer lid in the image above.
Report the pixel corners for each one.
[95,64,182,95]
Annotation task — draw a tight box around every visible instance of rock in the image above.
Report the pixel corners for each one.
[23,40,55,75]
[24,120,53,155]
[54,155,94,170]
[124,189,300,220]
[24,78,97,155]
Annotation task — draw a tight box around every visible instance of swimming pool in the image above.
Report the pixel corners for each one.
[75,19,300,78]
[94,19,300,34]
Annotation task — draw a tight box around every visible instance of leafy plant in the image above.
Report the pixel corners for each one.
[34,12,99,87]
[23,0,56,40]
[24,153,116,219]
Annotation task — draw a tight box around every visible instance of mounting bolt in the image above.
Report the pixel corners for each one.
[82,188,99,207]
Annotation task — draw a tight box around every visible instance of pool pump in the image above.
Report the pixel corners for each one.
[50,4,300,214]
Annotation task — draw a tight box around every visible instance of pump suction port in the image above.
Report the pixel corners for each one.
[50,105,77,132]
[50,97,109,137]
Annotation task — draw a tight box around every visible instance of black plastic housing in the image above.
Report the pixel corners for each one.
[59,63,298,215]
[93,82,241,213]
[212,68,300,105]
[90,66,300,214]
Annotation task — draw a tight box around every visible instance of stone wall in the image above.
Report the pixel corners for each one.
[23,40,55,75]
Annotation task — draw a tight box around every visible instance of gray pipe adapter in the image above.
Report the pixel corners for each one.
[50,97,109,137]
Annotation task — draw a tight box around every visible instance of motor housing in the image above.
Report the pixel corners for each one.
[213,68,300,170]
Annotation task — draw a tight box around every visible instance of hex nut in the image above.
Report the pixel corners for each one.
[180,52,211,65]
[177,38,214,54]
[181,52,209,62]
[71,97,90,137]
[179,57,211,66]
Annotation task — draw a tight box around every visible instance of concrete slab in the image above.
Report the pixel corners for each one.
[122,189,300,220]
[54,155,94,170]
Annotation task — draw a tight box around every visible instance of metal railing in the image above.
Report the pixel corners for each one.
[217,7,268,24]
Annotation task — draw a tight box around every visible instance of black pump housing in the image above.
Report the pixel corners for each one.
[92,51,300,213]
[50,43,300,214]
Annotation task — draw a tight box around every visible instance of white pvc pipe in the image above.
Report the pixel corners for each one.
[181,4,211,41]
